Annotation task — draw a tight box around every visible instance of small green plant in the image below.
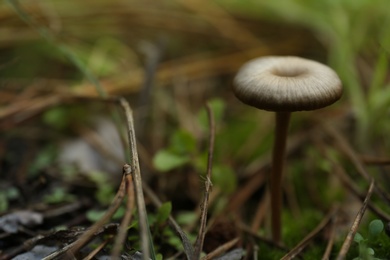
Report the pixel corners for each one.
[353,219,384,260]
[152,98,237,195]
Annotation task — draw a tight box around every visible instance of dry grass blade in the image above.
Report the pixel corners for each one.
[322,214,338,260]
[321,122,390,205]
[57,96,151,258]
[0,95,61,123]
[118,97,151,259]
[332,162,390,222]
[193,103,216,259]
[337,180,375,260]
[66,174,127,257]
[42,240,77,260]
[313,136,390,222]
[83,238,112,260]
[281,207,338,260]
[201,237,240,260]
[175,0,262,48]
[74,40,303,97]
[111,173,135,258]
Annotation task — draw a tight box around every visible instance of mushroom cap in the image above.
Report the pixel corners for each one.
[233,56,343,112]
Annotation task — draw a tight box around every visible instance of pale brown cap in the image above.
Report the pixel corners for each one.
[233,56,343,112]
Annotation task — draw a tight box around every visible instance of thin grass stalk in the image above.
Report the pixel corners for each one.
[111,174,135,258]
[193,103,215,259]
[119,98,155,260]
[337,180,375,259]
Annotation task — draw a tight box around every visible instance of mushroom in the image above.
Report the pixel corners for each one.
[233,56,342,243]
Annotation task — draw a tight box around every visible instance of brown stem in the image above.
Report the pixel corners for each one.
[271,111,291,243]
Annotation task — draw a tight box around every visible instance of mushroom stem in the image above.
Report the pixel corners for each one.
[271,111,291,243]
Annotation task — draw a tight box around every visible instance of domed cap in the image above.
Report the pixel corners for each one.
[233,56,343,112]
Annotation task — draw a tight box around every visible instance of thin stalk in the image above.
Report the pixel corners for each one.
[193,103,215,259]
[270,111,291,243]
[337,180,375,259]
[119,98,154,260]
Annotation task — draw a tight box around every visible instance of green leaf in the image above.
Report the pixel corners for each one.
[369,219,384,237]
[43,107,69,129]
[167,235,184,251]
[193,151,208,173]
[153,150,190,172]
[212,164,237,194]
[148,213,157,227]
[0,192,8,213]
[6,187,20,200]
[29,145,57,177]
[112,206,126,220]
[176,211,198,226]
[43,187,75,204]
[88,171,115,205]
[128,220,139,230]
[86,209,106,222]
[170,130,196,154]
[156,202,172,225]
[0,187,21,212]
[354,232,364,243]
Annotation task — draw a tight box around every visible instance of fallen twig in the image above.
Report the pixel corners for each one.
[66,174,126,257]
[83,238,112,260]
[337,180,375,260]
[201,237,239,260]
[111,172,135,258]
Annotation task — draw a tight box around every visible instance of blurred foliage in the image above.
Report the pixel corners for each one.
[220,0,390,146]
[1,0,390,258]
[153,98,237,194]
[43,187,76,204]
[153,130,194,172]
[87,170,116,205]
[0,187,19,212]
